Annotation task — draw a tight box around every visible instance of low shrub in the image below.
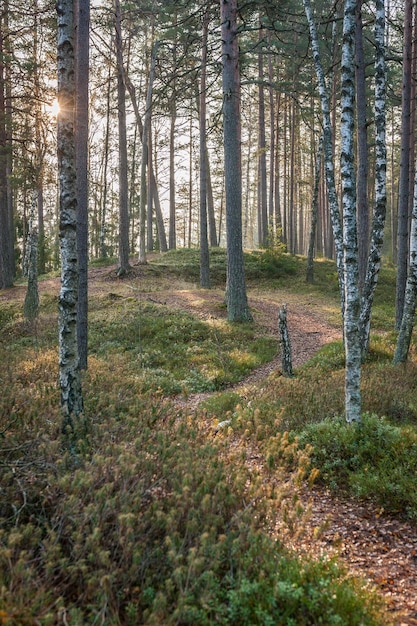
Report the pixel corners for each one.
[297,414,417,520]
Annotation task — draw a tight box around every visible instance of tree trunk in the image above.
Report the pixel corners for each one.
[199,7,210,288]
[306,134,323,283]
[139,40,159,264]
[257,29,268,247]
[355,0,369,289]
[114,0,130,275]
[303,0,344,303]
[395,0,413,328]
[279,305,293,377]
[341,0,361,424]
[57,0,84,437]
[394,164,417,363]
[221,0,252,322]
[99,61,111,260]
[169,103,176,249]
[359,0,387,355]
[75,0,89,370]
[0,16,13,289]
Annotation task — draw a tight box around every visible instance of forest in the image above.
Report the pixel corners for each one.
[1,0,417,623]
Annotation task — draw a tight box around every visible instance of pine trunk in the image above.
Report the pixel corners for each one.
[221,0,252,322]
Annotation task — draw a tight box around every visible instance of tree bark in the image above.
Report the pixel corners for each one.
[114,0,130,275]
[394,166,417,363]
[341,0,361,424]
[138,40,159,264]
[75,0,89,370]
[257,28,268,247]
[57,0,84,437]
[199,7,210,288]
[220,0,252,322]
[355,0,369,289]
[306,134,323,284]
[0,15,13,289]
[303,0,344,300]
[279,305,293,377]
[359,0,387,355]
[395,0,413,328]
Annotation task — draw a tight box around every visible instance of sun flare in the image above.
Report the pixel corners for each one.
[47,98,60,117]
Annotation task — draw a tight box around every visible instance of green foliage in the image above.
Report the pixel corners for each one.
[0,390,383,625]
[88,299,276,395]
[297,414,417,521]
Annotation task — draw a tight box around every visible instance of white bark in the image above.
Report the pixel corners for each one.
[57,0,84,434]
[341,0,361,424]
[359,0,387,354]
[303,0,344,299]
[278,305,293,377]
[394,163,417,362]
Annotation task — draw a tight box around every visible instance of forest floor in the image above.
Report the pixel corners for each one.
[3,261,417,625]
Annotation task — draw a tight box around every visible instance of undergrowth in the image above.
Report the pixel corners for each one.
[0,247,408,623]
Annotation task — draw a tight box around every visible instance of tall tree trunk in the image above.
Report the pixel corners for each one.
[169,102,176,249]
[199,7,210,288]
[32,0,46,275]
[268,33,275,232]
[75,0,89,370]
[394,162,417,363]
[303,0,344,296]
[123,70,167,253]
[57,0,84,437]
[114,0,130,275]
[220,0,252,322]
[138,40,158,264]
[359,0,387,354]
[306,134,323,283]
[99,60,111,259]
[257,29,268,247]
[396,0,413,328]
[355,0,369,289]
[341,0,361,424]
[206,151,217,247]
[0,12,13,289]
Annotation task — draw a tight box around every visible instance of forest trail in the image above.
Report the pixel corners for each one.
[2,262,417,624]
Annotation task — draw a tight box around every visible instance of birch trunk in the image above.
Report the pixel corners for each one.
[303,0,344,300]
[359,0,387,354]
[394,161,417,363]
[355,1,369,289]
[340,0,361,424]
[395,0,413,328]
[57,0,84,435]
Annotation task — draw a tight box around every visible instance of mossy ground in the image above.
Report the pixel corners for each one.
[0,247,411,624]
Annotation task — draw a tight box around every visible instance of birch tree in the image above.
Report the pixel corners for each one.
[57,0,84,437]
[340,0,361,424]
[394,162,417,363]
[395,0,413,328]
[359,0,387,354]
[303,0,344,297]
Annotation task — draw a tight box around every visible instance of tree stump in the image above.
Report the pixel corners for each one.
[279,304,293,377]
